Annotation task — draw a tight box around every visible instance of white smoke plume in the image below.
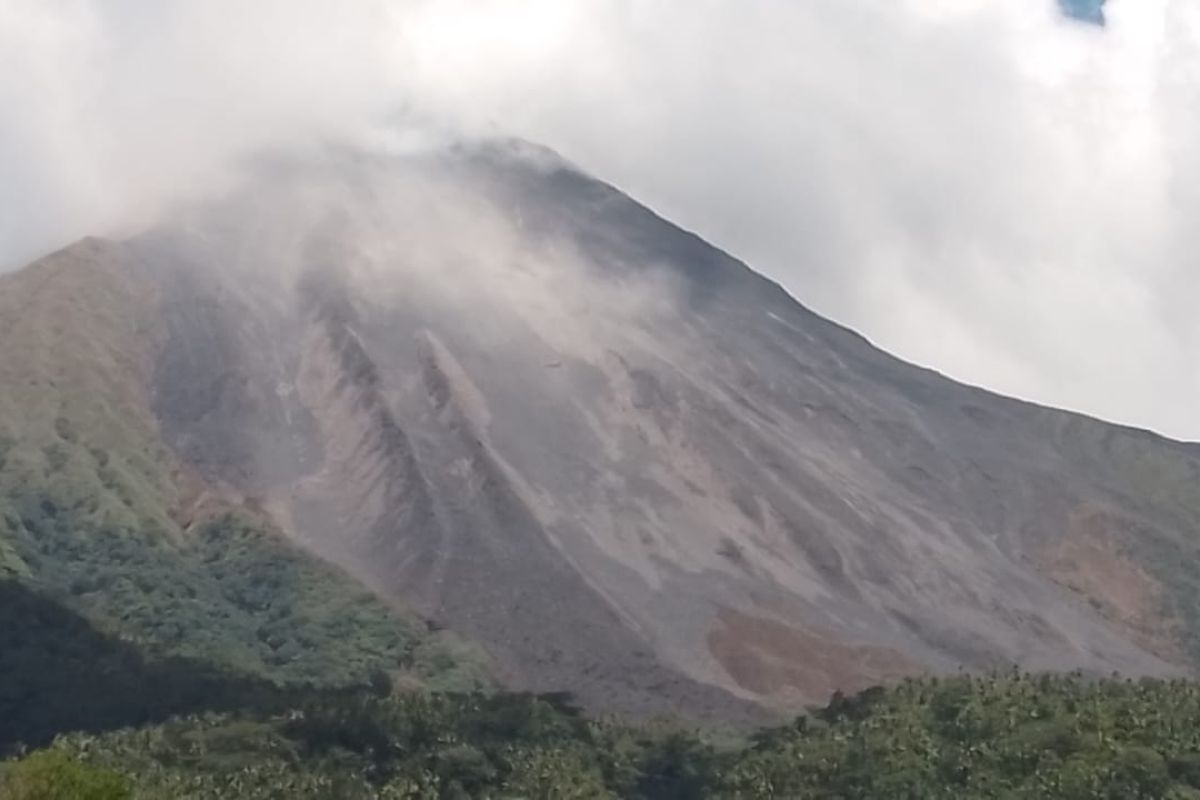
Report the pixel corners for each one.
[2,0,1199,439]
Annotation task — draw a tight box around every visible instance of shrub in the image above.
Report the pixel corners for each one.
[0,750,129,800]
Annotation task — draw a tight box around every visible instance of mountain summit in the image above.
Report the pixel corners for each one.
[2,141,1197,722]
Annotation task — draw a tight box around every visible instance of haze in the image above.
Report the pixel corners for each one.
[2,0,1198,441]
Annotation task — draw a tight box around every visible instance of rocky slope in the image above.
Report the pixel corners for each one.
[4,140,1200,721]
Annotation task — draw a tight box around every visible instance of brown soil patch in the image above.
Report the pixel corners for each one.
[707,608,917,701]
[169,465,259,532]
[1040,505,1181,661]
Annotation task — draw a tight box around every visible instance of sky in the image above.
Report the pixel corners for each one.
[1059,0,1106,25]
[1,0,1199,441]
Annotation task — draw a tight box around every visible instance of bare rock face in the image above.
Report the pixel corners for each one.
[36,141,1200,720]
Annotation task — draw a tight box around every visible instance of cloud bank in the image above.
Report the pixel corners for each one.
[2,0,1199,441]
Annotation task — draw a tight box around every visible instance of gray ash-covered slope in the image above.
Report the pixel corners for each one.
[39,141,1200,718]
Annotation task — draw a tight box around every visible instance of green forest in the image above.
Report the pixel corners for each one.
[7,671,1200,798]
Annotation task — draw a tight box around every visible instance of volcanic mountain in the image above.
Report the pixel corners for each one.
[3,141,1199,723]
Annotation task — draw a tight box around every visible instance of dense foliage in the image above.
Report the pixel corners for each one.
[0,750,130,800]
[0,438,489,690]
[10,672,1200,798]
[6,691,719,800]
[724,672,1200,799]
[0,419,490,753]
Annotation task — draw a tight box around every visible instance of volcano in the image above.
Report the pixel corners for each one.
[2,140,1197,722]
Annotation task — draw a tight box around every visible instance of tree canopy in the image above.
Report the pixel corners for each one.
[10,671,1200,798]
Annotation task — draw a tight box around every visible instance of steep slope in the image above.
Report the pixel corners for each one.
[4,141,1200,722]
[0,238,491,719]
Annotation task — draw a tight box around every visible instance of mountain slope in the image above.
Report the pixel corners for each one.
[0,238,491,736]
[3,141,1199,722]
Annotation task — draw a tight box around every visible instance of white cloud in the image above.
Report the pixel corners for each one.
[1,0,1199,440]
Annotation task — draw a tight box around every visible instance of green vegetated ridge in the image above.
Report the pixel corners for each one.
[7,672,1200,799]
[0,245,490,755]
[0,472,489,692]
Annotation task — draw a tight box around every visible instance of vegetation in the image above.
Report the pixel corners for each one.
[9,672,1200,798]
[0,751,130,800]
[0,424,489,754]
[722,672,1200,799]
[0,428,489,684]
[0,413,491,753]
